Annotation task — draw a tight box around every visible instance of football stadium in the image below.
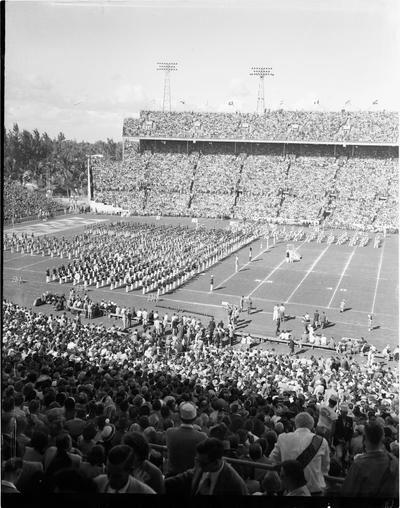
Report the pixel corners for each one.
[2,0,399,502]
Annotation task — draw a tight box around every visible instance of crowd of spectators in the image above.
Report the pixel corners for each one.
[123,110,399,144]
[4,181,60,221]
[91,143,398,232]
[279,156,337,223]
[324,157,398,231]
[2,300,399,497]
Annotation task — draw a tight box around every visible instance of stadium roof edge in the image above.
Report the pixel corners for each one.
[123,136,398,147]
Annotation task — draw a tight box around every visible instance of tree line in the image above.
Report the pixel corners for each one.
[3,124,122,197]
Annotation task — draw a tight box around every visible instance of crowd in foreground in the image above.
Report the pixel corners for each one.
[2,300,398,497]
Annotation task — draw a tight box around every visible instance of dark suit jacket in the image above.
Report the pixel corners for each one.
[165,461,249,495]
[166,426,207,475]
[15,460,43,494]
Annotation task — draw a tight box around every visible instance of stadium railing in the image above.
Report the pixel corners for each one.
[148,443,345,492]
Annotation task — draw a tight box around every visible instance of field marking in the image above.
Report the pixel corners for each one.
[327,247,356,308]
[5,276,398,333]
[4,217,108,237]
[215,240,269,289]
[371,240,386,315]
[285,244,331,304]
[247,241,306,298]
[175,287,397,317]
[3,255,32,263]
[3,268,46,274]
[16,258,51,270]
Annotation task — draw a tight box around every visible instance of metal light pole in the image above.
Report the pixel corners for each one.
[157,62,178,112]
[250,67,274,115]
[87,154,104,201]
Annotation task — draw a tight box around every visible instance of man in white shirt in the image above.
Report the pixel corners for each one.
[269,412,330,495]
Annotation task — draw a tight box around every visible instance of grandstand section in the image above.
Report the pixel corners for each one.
[123,110,399,144]
[92,112,399,232]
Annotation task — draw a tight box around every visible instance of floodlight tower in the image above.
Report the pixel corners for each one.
[157,62,178,112]
[250,67,274,115]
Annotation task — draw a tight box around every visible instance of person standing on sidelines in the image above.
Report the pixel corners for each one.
[248,247,253,262]
[247,297,252,315]
[235,255,239,273]
[313,310,320,329]
[368,314,373,331]
[279,303,286,326]
[339,300,346,313]
[320,311,327,329]
[209,275,214,293]
[239,296,245,312]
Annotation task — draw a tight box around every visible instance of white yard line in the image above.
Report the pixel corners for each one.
[327,247,356,308]
[3,255,32,263]
[175,287,396,317]
[215,241,269,289]
[16,258,50,270]
[285,244,330,304]
[247,241,306,298]
[371,241,386,315]
[160,297,222,309]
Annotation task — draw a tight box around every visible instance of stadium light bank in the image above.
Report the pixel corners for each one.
[157,62,178,113]
[250,66,274,115]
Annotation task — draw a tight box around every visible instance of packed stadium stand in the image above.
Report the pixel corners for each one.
[3,110,399,498]
[92,110,399,231]
[4,181,61,221]
[123,110,399,143]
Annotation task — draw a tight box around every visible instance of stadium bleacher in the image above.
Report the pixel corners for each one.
[93,120,399,231]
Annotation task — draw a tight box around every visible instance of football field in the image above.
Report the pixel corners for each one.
[3,214,398,350]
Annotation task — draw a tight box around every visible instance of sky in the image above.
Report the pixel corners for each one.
[5,0,400,142]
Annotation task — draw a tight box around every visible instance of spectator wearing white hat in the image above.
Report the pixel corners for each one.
[166,402,207,476]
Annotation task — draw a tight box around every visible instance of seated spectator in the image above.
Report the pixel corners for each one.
[51,469,97,494]
[280,460,311,496]
[1,458,24,493]
[23,430,49,463]
[252,470,282,496]
[44,433,82,474]
[165,438,248,495]
[79,445,106,479]
[122,432,165,493]
[93,445,155,493]
[342,422,399,498]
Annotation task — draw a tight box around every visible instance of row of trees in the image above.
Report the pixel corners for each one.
[3,124,122,197]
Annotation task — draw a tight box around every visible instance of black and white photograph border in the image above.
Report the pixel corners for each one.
[2,0,399,505]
